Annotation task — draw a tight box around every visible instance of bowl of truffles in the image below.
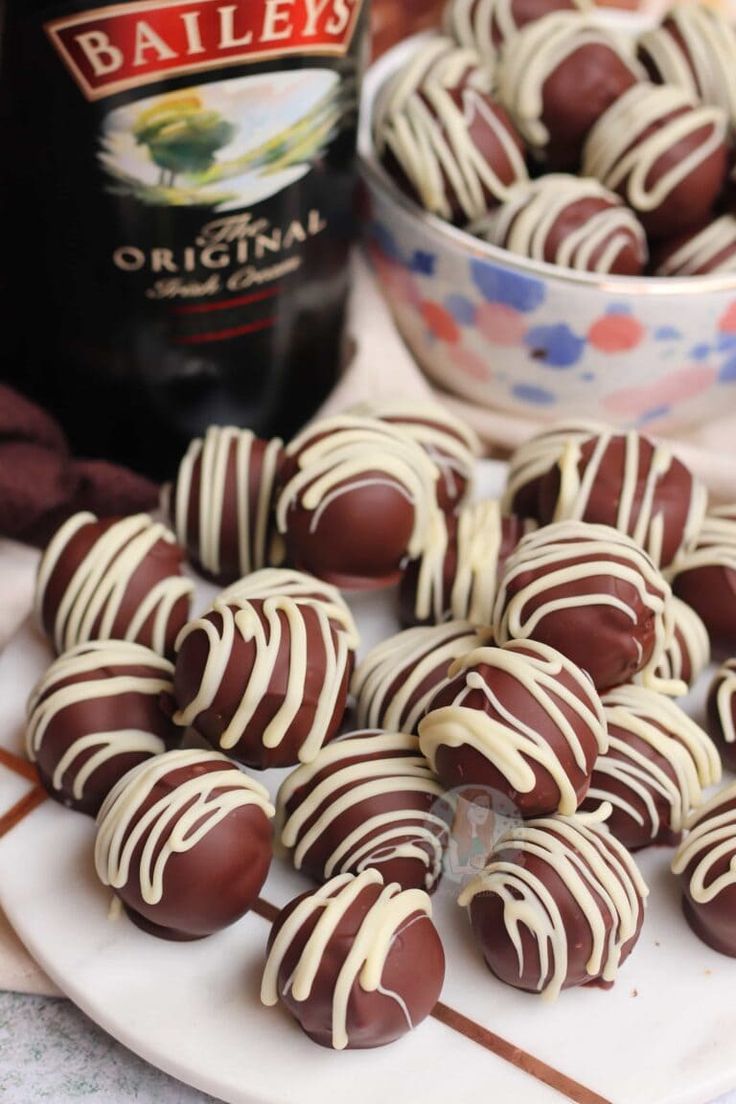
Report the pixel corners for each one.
[359,1,736,432]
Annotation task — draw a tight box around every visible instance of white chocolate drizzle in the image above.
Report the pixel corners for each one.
[277,731,448,890]
[26,640,174,802]
[458,810,648,999]
[34,512,193,656]
[260,869,433,1049]
[493,520,678,693]
[655,215,736,276]
[352,622,492,734]
[95,748,274,904]
[647,596,710,687]
[501,421,606,516]
[670,507,736,577]
[418,639,608,815]
[712,660,736,746]
[583,83,727,214]
[672,782,736,903]
[171,425,283,579]
[374,34,493,123]
[173,595,350,763]
[444,0,591,63]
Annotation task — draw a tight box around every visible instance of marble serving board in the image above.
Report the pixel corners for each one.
[1,461,735,1104]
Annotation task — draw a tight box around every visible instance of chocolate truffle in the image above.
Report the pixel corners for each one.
[671,507,736,653]
[166,425,284,585]
[538,429,707,569]
[400,500,531,627]
[374,33,493,115]
[353,622,492,734]
[275,416,440,590]
[349,399,481,512]
[173,595,351,769]
[581,684,720,851]
[672,782,736,956]
[444,0,590,66]
[639,5,736,125]
[26,640,178,817]
[493,520,675,692]
[648,596,710,690]
[458,809,648,998]
[496,13,644,170]
[95,748,274,940]
[34,512,193,658]
[261,869,445,1048]
[653,215,736,276]
[475,174,647,275]
[501,419,606,519]
[707,660,736,772]
[277,730,451,892]
[582,83,728,239]
[375,63,528,225]
[419,638,607,816]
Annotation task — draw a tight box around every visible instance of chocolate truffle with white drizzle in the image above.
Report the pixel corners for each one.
[95,748,274,941]
[671,507,736,653]
[458,807,648,998]
[645,596,710,691]
[419,639,608,816]
[34,512,193,659]
[501,419,606,520]
[276,416,441,590]
[538,429,707,569]
[444,0,590,66]
[707,661,736,772]
[582,82,728,238]
[261,869,445,1049]
[173,594,351,770]
[672,782,736,957]
[580,684,720,851]
[277,730,452,892]
[496,12,644,170]
[26,640,178,817]
[653,215,736,276]
[493,520,677,692]
[166,425,284,585]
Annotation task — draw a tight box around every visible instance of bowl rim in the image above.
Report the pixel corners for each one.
[358,31,736,297]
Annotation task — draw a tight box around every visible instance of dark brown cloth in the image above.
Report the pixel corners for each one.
[0,386,159,548]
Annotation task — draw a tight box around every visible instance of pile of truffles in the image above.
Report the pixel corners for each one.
[24,405,736,1052]
[373,0,736,277]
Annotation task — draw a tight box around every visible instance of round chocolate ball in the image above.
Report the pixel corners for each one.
[34,512,193,658]
[166,425,285,585]
[400,500,531,627]
[275,416,440,590]
[419,638,607,816]
[497,13,644,171]
[277,730,451,892]
[501,419,607,520]
[353,621,492,734]
[374,33,493,117]
[493,520,675,692]
[95,748,274,940]
[25,640,178,817]
[653,215,736,276]
[475,174,648,275]
[648,596,710,690]
[583,82,729,239]
[707,660,736,771]
[538,429,707,569]
[672,507,736,653]
[173,595,351,769]
[672,783,736,957]
[458,811,648,997]
[581,684,720,851]
[444,0,591,65]
[261,869,445,1048]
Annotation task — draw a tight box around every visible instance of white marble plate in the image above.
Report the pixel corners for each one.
[1,461,735,1104]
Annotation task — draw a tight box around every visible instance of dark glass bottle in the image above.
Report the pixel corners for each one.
[0,0,368,478]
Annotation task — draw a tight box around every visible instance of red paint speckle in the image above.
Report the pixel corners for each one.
[450,345,491,381]
[420,300,460,344]
[604,365,717,417]
[719,301,736,333]
[588,314,645,353]
[476,302,526,346]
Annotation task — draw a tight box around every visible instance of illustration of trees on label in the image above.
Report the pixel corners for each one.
[98,69,349,210]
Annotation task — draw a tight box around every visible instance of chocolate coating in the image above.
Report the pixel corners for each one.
[167,425,285,585]
[26,640,178,816]
[494,520,674,691]
[501,420,607,520]
[173,596,351,769]
[444,0,590,64]
[459,812,648,997]
[94,749,274,940]
[649,596,710,690]
[672,507,736,653]
[277,730,451,892]
[34,512,193,658]
[419,638,607,817]
[672,783,736,957]
[707,660,736,772]
[261,870,445,1048]
[653,215,736,276]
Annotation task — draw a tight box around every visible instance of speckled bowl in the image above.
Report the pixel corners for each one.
[358,34,736,432]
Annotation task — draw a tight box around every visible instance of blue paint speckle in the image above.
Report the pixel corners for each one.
[717,332,736,352]
[639,405,671,424]
[605,303,632,316]
[470,259,545,312]
[411,250,436,276]
[512,383,556,405]
[524,324,586,368]
[654,326,681,341]
[370,222,401,261]
[719,354,736,381]
[444,294,476,325]
[690,343,711,360]
[580,371,595,381]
